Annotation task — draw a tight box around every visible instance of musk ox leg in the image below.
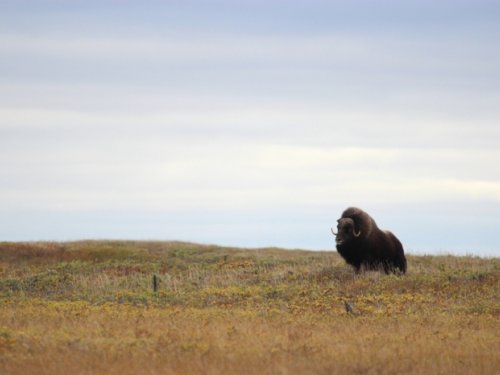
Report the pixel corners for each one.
[385,258,406,275]
[396,256,407,274]
[380,259,405,275]
[382,262,392,275]
[352,263,362,274]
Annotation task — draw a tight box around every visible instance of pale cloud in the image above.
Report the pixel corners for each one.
[1,31,497,71]
[1,132,499,213]
[2,105,499,149]
[0,34,364,62]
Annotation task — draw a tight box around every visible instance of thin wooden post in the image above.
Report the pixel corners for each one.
[152,274,159,293]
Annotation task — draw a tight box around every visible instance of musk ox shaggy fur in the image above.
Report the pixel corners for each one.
[332,207,407,274]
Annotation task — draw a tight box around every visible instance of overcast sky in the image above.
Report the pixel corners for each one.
[1,0,499,256]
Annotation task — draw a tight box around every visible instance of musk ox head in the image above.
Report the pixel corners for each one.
[331,217,361,247]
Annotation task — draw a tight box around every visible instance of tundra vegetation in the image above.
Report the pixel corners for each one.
[0,241,498,374]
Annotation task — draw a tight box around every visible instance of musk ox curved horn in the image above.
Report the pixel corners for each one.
[353,228,361,237]
[331,227,337,236]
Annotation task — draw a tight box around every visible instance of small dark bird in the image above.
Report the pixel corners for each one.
[344,300,357,315]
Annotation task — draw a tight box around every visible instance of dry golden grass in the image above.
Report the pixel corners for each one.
[0,241,499,374]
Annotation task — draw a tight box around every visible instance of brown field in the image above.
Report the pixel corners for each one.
[0,241,499,374]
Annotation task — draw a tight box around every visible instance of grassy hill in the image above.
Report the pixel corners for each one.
[0,241,498,374]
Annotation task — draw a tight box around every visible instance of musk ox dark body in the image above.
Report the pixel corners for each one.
[333,207,407,274]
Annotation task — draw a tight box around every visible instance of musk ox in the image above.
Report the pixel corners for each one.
[331,207,407,274]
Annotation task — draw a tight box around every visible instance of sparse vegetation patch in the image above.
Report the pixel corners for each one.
[0,241,498,374]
